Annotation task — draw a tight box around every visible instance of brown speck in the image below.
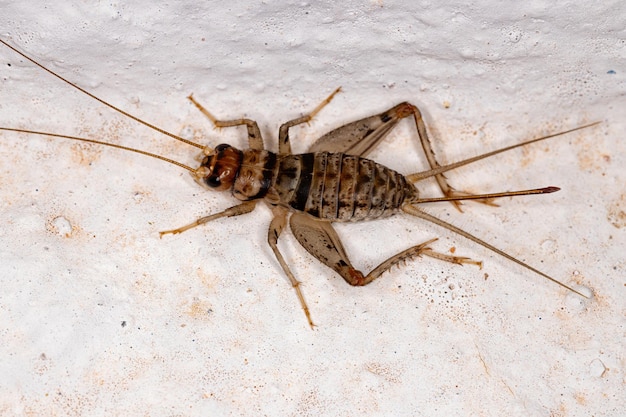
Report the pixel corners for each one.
[607,193,626,228]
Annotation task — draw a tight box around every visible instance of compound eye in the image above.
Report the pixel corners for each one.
[206,175,221,188]
[215,144,230,152]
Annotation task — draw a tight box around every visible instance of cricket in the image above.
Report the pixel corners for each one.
[0,39,599,328]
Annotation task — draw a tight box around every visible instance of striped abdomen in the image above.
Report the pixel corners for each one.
[273,152,417,222]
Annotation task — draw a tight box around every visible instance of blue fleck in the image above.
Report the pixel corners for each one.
[607,70,616,74]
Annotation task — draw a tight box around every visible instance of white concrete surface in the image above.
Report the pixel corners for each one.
[0,1,624,416]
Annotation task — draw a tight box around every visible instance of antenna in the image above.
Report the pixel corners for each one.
[0,39,205,150]
[0,127,196,173]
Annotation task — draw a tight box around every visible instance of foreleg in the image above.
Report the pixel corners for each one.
[187,94,264,150]
[159,201,257,236]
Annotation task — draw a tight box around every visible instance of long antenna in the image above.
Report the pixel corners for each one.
[0,127,196,173]
[0,39,205,150]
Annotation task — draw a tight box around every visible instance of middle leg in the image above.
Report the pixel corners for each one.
[268,206,315,328]
[277,87,342,155]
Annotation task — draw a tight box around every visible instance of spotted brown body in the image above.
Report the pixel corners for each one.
[169,93,593,328]
[0,38,596,328]
[202,145,417,222]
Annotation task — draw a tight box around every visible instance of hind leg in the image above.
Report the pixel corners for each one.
[305,101,489,211]
[393,103,497,211]
[289,213,481,287]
